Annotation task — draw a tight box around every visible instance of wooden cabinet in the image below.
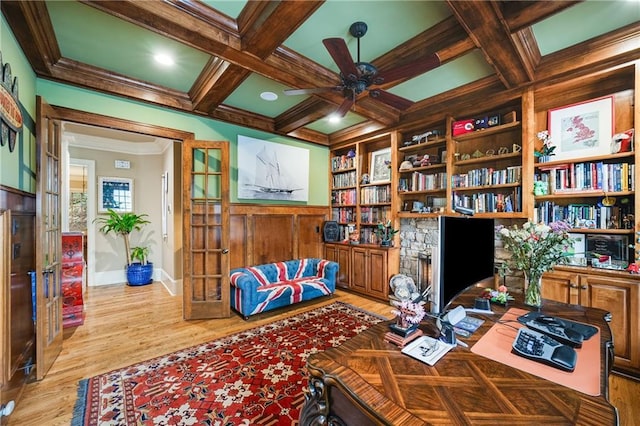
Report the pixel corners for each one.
[351,245,398,301]
[324,243,351,289]
[324,243,399,301]
[542,266,640,378]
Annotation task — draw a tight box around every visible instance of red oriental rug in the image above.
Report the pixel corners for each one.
[72,302,385,425]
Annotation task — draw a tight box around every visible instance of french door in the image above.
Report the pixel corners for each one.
[182,140,230,319]
[35,96,63,379]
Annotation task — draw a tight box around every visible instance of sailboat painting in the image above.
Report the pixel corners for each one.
[237,135,309,201]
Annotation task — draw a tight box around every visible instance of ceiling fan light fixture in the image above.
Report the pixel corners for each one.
[260,91,278,101]
[328,114,342,123]
[154,53,175,66]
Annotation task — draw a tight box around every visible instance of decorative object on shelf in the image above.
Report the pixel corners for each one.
[347,149,356,158]
[627,263,639,274]
[534,130,556,163]
[497,220,574,308]
[548,95,614,161]
[375,220,398,246]
[452,119,475,136]
[370,147,392,183]
[399,160,413,171]
[479,285,514,305]
[610,128,634,153]
[412,130,434,144]
[533,180,549,196]
[360,173,370,184]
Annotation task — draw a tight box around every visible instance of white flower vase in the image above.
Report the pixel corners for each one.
[524,272,543,308]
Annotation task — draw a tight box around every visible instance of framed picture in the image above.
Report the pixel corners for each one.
[548,96,614,160]
[98,176,133,213]
[370,147,392,183]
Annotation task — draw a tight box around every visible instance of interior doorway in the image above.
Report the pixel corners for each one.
[64,158,96,286]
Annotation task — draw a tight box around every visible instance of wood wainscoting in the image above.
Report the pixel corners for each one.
[0,185,36,422]
[229,204,329,269]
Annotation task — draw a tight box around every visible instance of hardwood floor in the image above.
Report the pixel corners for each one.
[7,283,638,425]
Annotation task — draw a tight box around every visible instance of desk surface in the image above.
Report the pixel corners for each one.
[301,282,618,425]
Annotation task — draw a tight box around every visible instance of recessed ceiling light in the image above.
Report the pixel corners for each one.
[260,91,278,101]
[154,53,175,66]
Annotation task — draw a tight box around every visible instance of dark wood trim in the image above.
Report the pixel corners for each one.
[51,106,195,141]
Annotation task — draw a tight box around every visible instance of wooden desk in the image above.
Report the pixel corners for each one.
[300,282,618,425]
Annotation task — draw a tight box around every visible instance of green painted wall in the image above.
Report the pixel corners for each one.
[37,80,330,205]
[1,15,37,193]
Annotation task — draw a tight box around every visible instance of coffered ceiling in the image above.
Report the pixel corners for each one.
[2,1,639,146]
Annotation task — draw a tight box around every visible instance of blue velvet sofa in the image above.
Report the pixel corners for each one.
[230,258,338,319]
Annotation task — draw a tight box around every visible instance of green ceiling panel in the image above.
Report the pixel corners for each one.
[533,0,640,55]
[388,50,494,102]
[47,1,211,93]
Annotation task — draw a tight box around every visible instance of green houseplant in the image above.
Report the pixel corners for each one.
[94,209,153,285]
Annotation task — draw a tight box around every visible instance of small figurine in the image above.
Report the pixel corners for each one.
[360,173,370,184]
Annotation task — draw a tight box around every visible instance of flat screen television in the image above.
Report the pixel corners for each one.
[430,215,495,314]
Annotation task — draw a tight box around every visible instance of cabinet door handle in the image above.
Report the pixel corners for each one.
[570,284,579,288]
[581,285,588,290]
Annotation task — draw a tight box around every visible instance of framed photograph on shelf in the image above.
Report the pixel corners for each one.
[370,147,392,183]
[98,176,133,213]
[548,95,614,160]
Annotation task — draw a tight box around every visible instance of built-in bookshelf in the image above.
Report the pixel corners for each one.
[328,134,396,245]
[450,117,525,216]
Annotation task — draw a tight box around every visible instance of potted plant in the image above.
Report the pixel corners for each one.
[127,245,153,286]
[375,220,399,247]
[94,209,153,286]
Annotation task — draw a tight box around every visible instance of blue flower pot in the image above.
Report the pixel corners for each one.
[126,262,153,286]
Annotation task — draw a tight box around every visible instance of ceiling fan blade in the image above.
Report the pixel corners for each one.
[322,38,359,80]
[335,95,355,117]
[284,86,342,96]
[369,89,414,110]
[376,53,441,85]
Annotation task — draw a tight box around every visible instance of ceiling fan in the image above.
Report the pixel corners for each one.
[284,21,441,117]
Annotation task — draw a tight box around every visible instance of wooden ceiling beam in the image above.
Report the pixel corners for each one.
[446,0,531,88]
[501,0,583,33]
[275,98,336,134]
[238,1,324,59]
[50,58,194,110]
[1,0,61,74]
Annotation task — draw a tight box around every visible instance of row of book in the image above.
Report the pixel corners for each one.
[360,185,392,204]
[331,188,356,206]
[332,170,357,188]
[360,206,391,224]
[533,202,633,230]
[452,165,522,188]
[535,162,635,193]
[398,172,447,192]
[331,155,356,172]
[331,207,356,223]
[453,188,522,213]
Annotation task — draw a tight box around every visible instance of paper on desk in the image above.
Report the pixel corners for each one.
[401,336,454,366]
